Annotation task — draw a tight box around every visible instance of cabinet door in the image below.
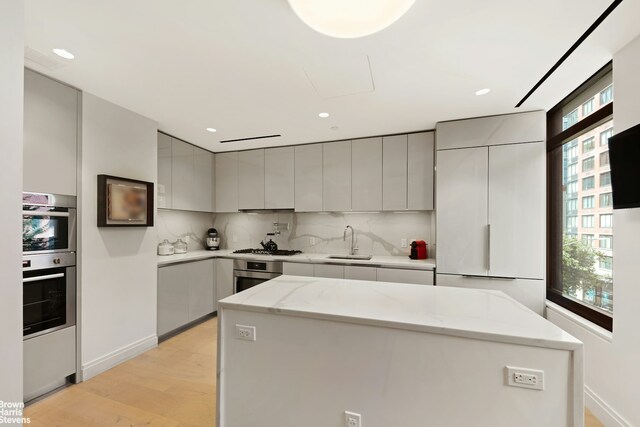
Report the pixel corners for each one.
[376,268,434,285]
[157,133,172,208]
[435,111,545,150]
[344,265,377,281]
[23,69,79,195]
[352,138,382,211]
[171,139,195,211]
[283,262,315,277]
[382,135,408,210]
[314,264,344,279]
[158,264,190,336]
[323,141,351,212]
[295,144,323,212]
[216,152,239,212]
[215,258,235,310]
[265,147,294,209]
[488,142,545,279]
[188,259,215,321]
[436,147,489,276]
[193,146,213,212]
[238,149,265,210]
[407,132,434,210]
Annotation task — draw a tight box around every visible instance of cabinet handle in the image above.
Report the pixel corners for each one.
[487,224,491,272]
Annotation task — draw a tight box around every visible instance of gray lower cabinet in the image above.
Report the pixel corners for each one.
[158,259,216,337]
[215,258,234,310]
[283,262,315,277]
[376,268,434,285]
[314,264,345,279]
[344,265,377,281]
[24,69,79,196]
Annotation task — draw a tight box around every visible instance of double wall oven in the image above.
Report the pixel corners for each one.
[22,192,77,401]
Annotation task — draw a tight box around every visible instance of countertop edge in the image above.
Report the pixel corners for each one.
[218,302,582,352]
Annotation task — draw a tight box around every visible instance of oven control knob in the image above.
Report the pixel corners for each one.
[53,258,60,265]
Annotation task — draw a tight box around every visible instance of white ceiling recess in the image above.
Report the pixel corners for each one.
[24,0,640,152]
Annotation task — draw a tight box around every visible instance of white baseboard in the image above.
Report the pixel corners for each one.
[585,385,631,427]
[81,334,157,381]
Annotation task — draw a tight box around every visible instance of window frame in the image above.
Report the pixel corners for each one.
[547,61,613,331]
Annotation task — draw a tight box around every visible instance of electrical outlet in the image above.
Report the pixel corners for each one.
[401,239,407,248]
[310,236,316,246]
[235,325,256,341]
[505,366,544,390]
[345,411,361,427]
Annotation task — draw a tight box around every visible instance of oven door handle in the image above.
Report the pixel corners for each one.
[22,210,70,218]
[234,271,280,280]
[23,273,65,283]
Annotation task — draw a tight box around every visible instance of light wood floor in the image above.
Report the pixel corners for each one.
[25,317,604,426]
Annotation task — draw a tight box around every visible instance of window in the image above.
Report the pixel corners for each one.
[547,62,613,329]
[600,85,613,105]
[567,163,577,177]
[599,235,612,250]
[582,196,595,209]
[563,109,579,130]
[582,98,594,116]
[600,192,612,207]
[582,215,594,228]
[582,137,595,153]
[600,171,611,187]
[600,128,613,146]
[582,234,594,246]
[600,214,613,228]
[600,256,613,271]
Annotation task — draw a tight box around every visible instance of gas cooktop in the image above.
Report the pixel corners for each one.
[233,248,302,256]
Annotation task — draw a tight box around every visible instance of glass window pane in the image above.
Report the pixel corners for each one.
[582,176,595,190]
[600,171,611,187]
[582,137,595,153]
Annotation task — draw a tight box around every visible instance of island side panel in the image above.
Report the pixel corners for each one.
[218,308,577,427]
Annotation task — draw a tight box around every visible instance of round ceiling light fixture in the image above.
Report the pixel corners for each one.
[318,112,330,118]
[287,0,416,39]
[475,88,491,96]
[52,48,75,60]
[206,127,217,133]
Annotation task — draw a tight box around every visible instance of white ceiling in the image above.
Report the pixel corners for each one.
[24,0,640,152]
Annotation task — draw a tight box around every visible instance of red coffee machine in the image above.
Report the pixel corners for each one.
[409,240,428,260]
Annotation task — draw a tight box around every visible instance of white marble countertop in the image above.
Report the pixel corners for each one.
[157,249,436,270]
[219,275,582,351]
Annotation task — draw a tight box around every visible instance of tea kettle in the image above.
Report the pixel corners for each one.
[260,233,278,252]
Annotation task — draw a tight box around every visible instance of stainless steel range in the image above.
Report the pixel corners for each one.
[233,259,283,293]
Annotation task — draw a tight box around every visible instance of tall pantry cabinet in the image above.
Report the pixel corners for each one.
[435,111,546,314]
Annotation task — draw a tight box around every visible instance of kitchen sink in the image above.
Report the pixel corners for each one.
[327,254,373,260]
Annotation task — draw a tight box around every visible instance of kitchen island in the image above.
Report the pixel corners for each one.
[217,275,583,427]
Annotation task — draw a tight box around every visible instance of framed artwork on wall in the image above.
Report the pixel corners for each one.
[97,174,154,227]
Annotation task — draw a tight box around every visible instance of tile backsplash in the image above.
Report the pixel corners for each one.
[157,209,434,257]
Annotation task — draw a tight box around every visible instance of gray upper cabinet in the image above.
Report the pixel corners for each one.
[265,147,294,209]
[168,137,213,212]
[407,132,435,210]
[323,141,351,212]
[215,151,239,212]
[435,111,545,150]
[295,144,323,212]
[24,69,79,196]
[157,132,172,208]
[193,146,213,212]
[238,149,265,210]
[382,135,408,210]
[352,137,382,211]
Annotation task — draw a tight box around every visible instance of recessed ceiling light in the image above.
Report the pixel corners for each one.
[318,112,330,118]
[52,48,74,60]
[206,127,217,133]
[475,88,491,96]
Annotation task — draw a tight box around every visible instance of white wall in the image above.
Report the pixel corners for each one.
[0,0,24,405]
[80,93,158,380]
[547,34,640,427]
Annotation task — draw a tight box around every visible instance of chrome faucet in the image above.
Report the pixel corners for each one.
[343,225,358,255]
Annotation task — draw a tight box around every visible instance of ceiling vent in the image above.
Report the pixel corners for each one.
[220,134,282,144]
[24,46,66,71]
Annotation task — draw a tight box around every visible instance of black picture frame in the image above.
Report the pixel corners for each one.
[97,174,154,227]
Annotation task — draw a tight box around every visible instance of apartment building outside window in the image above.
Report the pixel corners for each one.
[547,62,613,330]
